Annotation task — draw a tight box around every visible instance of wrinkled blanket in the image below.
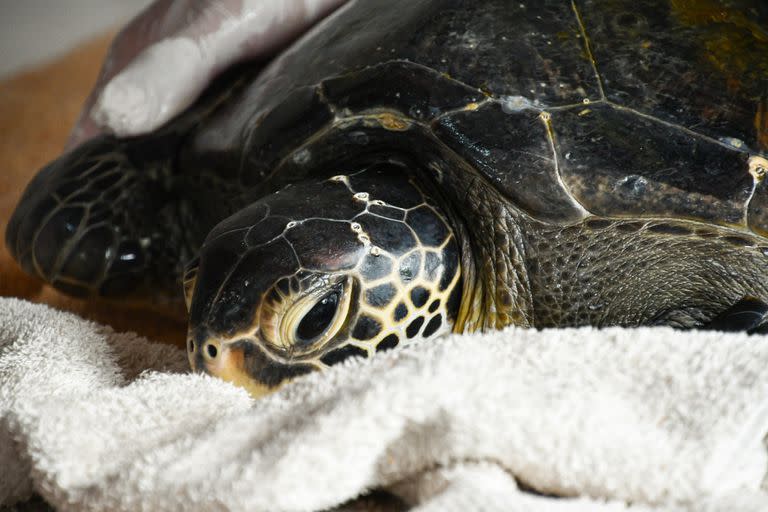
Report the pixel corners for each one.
[2,297,768,511]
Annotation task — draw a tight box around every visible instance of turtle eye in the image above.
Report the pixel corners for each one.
[295,286,341,346]
[261,276,352,353]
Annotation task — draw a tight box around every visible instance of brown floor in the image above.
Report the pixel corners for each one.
[0,34,186,348]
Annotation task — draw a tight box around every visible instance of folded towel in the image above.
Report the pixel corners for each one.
[2,296,768,511]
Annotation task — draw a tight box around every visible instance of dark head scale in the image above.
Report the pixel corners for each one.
[186,164,462,396]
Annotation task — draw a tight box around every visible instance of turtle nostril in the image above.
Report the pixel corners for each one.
[206,344,218,358]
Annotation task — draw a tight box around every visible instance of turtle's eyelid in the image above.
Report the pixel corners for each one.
[293,283,344,345]
[281,276,354,352]
[259,274,353,354]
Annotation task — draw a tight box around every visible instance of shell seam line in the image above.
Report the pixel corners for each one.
[433,98,495,122]
[571,0,606,101]
[539,112,590,217]
[743,179,757,227]
[607,101,754,155]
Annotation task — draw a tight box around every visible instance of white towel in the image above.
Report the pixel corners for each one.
[1,296,768,511]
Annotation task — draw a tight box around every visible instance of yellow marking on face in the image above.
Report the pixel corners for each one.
[749,155,768,182]
[255,237,459,367]
[335,240,459,354]
[205,341,275,398]
[465,102,480,111]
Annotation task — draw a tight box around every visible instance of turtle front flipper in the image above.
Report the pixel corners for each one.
[5,134,205,303]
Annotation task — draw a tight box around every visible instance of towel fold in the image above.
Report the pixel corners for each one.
[2,296,768,511]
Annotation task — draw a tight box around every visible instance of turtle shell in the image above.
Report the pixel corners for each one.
[175,0,768,233]
[7,0,768,301]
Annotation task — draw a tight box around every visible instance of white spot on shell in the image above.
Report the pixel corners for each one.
[354,192,369,201]
[358,234,370,245]
[286,221,298,229]
[370,246,381,256]
[292,148,311,164]
[720,137,745,149]
[500,95,541,114]
[371,199,386,206]
[331,175,348,184]
[350,222,362,233]
[616,175,648,197]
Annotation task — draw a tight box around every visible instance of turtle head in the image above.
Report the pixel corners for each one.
[186,164,462,396]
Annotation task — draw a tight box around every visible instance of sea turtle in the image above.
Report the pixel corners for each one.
[6,0,768,396]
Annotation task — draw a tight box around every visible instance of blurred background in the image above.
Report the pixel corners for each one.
[0,0,188,347]
[0,0,152,78]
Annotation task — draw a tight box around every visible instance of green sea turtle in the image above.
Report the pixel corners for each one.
[6,0,768,396]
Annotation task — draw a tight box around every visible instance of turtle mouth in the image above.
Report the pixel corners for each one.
[189,334,316,397]
[191,338,274,398]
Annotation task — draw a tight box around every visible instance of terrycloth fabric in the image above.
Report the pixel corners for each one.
[2,297,768,511]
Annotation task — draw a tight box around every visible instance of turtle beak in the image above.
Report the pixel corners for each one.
[190,335,274,398]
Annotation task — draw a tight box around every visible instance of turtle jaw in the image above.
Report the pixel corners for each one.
[190,338,275,398]
[188,329,317,398]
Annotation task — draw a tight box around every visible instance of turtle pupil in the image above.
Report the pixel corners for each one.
[296,287,341,345]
